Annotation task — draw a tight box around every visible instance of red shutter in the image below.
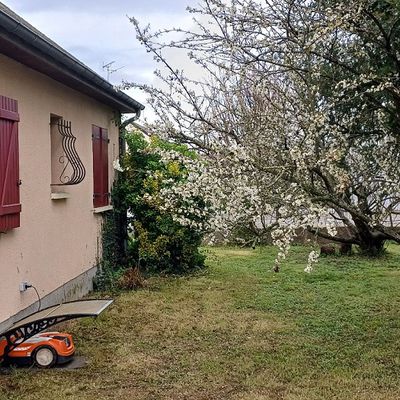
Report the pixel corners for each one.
[101,128,109,207]
[0,95,21,232]
[92,125,109,208]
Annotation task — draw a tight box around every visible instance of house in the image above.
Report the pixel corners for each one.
[0,3,144,331]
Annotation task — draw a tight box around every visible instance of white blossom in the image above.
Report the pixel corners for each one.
[113,159,124,172]
[127,0,400,267]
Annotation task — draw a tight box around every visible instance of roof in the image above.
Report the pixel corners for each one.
[0,2,144,114]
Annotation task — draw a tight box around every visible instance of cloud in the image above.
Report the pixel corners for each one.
[6,0,193,15]
[2,0,200,120]
[3,2,195,83]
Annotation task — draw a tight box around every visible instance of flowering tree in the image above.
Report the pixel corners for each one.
[127,0,400,262]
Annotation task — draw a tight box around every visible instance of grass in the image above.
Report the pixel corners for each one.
[1,244,400,399]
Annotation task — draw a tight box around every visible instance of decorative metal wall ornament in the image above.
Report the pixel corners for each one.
[52,119,86,185]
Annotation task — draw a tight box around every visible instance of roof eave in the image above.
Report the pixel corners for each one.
[0,7,144,114]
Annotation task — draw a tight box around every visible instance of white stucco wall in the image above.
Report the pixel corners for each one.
[0,54,119,324]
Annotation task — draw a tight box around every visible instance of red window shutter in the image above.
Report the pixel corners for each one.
[0,95,21,232]
[92,125,109,208]
[101,128,109,206]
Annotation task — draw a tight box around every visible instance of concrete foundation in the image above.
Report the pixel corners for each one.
[0,265,98,334]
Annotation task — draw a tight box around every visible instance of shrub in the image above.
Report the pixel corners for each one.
[94,211,124,291]
[118,266,145,290]
[120,130,206,274]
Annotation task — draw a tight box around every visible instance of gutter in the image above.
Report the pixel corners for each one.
[0,4,144,114]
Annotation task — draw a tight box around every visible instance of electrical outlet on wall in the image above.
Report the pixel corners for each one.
[19,281,30,292]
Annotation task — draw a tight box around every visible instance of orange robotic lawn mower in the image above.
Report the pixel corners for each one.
[0,299,112,368]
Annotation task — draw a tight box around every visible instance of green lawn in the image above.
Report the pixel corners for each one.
[1,245,400,399]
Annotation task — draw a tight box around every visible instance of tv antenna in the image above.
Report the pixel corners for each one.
[102,61,125,81]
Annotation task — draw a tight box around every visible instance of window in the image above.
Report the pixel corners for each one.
[92,125,109,208]
[50,115,85,191]
[0,95,21,232]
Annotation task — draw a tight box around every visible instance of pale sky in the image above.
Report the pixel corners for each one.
[2,0,198,119]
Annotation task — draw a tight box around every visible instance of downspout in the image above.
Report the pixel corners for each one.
[116,109,142,264]
[119,110,142,157]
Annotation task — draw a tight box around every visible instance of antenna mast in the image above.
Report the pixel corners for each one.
[102,61,125,81]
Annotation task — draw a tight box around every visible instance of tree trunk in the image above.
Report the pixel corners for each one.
[353,218,386,256]
[309,218,388,257]
[357,236,385,256]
